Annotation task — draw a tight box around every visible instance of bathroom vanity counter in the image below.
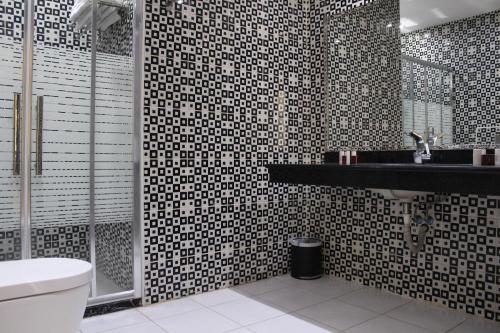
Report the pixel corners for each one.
[266,163,500,196]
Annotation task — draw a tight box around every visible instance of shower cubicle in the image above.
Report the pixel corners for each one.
[0,0,142,305]
[401,55,454,147]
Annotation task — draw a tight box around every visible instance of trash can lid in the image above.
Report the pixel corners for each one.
[290,237,322,247]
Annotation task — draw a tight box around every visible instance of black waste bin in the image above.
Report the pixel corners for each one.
[290,237,323,280]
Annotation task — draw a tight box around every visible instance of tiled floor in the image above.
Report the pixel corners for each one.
[80,275,500,333]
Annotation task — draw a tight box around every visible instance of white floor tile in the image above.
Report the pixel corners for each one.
[338,287,411,313]
[191,288,245,307]
[386,301,466,333]
[296,299,378,331]
[345,315,435,333]
[138,297,203,320]
[248,315,337,333]
[447,318,500,333]
[211,298,285,325]
[286,277,365,299]
[80,310,149,333]
[100,322,166,333]
[154,308,240,333]
[225,329,254,333]
[285,276,350,289]
[257,286,331,311]
[231,277,293,296]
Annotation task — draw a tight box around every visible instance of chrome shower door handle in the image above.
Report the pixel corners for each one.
[35,96,43,175]
[12,93,21,175]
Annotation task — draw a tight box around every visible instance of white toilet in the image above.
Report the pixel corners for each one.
[0,258,92,333]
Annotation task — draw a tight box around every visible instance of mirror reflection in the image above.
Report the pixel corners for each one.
[400,0,500,148]
[325,0,500,150]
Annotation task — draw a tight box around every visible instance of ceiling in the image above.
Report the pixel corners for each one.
[400,0,500,33]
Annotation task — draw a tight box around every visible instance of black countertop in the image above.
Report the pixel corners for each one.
[266,163,500,196]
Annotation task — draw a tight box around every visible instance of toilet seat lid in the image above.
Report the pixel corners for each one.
[0,258,92,301]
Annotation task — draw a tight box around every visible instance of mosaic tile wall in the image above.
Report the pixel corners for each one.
[401,11,500,146]
[0,0,91,48]
[309,0,376,155]
[305,187,500,321]
[0,226,90,262]
[307,0,500,322]
[325,0,402,151]
[142,0,311,304]
[96,222,133,290]
[0,0,132,55]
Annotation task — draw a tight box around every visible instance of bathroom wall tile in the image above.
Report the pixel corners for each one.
[142,0,309,304]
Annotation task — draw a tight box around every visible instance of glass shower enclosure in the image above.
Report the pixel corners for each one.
[0,0,142,305]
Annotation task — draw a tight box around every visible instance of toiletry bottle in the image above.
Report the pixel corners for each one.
[482,149,495,166]
[339,151,345,165]
[495,149,500,166]
[473,149,482,166]
[345,151,351,165]
[350,151,357,164]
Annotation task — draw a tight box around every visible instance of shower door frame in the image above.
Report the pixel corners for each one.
[18,0,144,305]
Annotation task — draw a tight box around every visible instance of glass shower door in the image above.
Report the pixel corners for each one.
[94,1,135,297]
[27,0,137,301]
[0,3,24,261]
[30,47,92,260]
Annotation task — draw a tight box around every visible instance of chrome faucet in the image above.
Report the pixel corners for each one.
[408,131,431,164]
[408,128,444,164]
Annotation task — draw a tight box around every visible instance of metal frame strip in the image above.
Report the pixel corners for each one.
[20,0,35,259]
[89,0,98,297]
[132,0,145,301]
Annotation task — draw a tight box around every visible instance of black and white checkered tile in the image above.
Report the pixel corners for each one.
[142,0,313,304]
[326,0,402,150]
[0,0,132,55]
[0,0,91,49]
[0,226,90,261]
[305,187,500,321]
[96,222,134,290]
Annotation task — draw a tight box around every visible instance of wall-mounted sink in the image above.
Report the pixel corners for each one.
[266,162,500,196]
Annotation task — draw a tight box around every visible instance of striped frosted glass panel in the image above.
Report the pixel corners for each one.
[95,53,134,226]
[28,44,133,228]
[31,45,92,228]
[0,37,23,231]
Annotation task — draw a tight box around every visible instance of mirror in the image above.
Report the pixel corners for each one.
[325,0,402,151]
[401,0,500,148]
[325,0,500,150]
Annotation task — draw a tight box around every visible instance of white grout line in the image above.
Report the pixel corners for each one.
[443,318,468,333]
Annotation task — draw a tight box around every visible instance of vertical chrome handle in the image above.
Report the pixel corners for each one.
[12,93,21,175]
[35,96,43,175]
